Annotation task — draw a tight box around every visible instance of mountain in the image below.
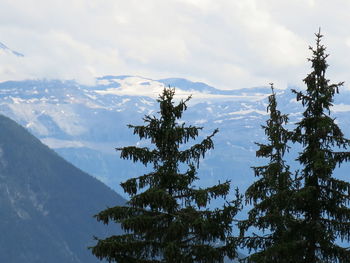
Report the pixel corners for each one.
[0,114,125,262]
[0,75,349,201]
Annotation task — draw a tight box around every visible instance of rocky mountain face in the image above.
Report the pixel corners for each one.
[0,114,125,262]
[1,76,350,199]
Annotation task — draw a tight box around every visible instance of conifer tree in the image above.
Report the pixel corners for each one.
[239,85,300,262]
[291,30,350,262]
[90,88,241,263]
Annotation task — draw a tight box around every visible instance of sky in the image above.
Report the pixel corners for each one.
[0,0,350,90]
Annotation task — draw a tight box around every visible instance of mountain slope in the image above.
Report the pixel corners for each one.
[0,114,125,262]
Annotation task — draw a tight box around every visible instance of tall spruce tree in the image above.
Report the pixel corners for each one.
[90,88,241,263]
[239,85,299,262]
[290,31,350,262]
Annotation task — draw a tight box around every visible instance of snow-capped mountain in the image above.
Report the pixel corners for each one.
[1,76,350,198]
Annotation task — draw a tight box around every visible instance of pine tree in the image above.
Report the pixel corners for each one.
[290,30,350,262]
[90,88,241,263]
[239,85,300,262]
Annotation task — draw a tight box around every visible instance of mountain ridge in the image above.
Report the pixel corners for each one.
[1,76,349,198]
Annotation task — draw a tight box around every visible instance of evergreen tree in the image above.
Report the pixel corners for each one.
[291,30,350,262]
[90,88,241,263]
[239,85,300,262]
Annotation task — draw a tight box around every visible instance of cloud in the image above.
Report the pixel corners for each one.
[0,0,349,90]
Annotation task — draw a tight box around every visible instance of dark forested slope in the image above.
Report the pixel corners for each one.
[0,114,125,262]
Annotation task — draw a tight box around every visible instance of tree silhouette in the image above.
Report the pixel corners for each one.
[240,86,300,262]
[91,88,241,263]
[291,30,350,262]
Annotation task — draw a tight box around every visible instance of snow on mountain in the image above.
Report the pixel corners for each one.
[333,103,350,112]
[0,76,349,198]
[95,75,269,102]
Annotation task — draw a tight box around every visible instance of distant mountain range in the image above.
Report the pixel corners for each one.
[1,75,348,261]
[0,114,125,262]
[1,75,350,200]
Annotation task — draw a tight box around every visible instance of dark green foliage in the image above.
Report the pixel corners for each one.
[290,31,350,262]
[91,88,241,263]
[239,31,350,262]
[239,85,300,262]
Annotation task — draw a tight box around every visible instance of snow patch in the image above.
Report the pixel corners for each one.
[194,119,207,124]
[93,76,268,103]
[94,76,165,98]
[227,109,268,115]
[41,138,86,148]
[333,103,350,112]
[140,98,154,106]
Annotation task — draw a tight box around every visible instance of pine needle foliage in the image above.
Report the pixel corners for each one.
[290,30,350,262]
[239,85,300,262]
[91,88,241,263]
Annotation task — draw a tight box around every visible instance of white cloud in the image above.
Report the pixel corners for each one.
[0,0,349,90]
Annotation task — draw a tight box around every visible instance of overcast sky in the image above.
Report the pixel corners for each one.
[0,0,349,90]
